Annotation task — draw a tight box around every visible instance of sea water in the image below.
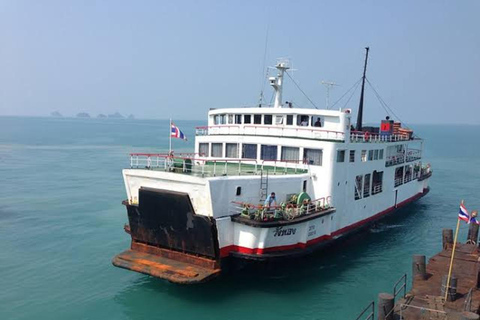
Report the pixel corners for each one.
[1,116,479,320]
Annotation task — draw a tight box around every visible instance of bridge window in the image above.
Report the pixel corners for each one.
[281,147,300,162]
[199,143,209,157]
[312,117,323,127]
[228,114,234,124]
[372,171,383,195]
[235,114,242,124]
[211,143,223,158]
[254,114,262,124]
[337,150,346,163]
[364,174,371,198]
[286,115,293,125]
[355,175,363,200]
[244,115,251,124]
[261,145,277,161]
[297,115,310,126]
[361,150,367,162]
[226,143,239,158]
[264,114,273,125]
[303,148,323,166]
[275,115,284,125]
[242,144,257,159]
[349,150,355,162]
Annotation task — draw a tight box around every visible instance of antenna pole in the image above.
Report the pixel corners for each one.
[356,47,369,131]
[321,81,338,109]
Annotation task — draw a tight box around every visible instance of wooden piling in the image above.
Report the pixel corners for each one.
[442,274,457,302]
[378,293,394,320]
[443,228,453,249]
[412,255,427,281]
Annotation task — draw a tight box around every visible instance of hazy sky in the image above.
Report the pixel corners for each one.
[0,1,478,124]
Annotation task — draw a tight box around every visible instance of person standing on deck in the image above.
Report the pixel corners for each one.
[264,192,277,208]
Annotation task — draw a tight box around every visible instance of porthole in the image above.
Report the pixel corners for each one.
[236,186,241,196]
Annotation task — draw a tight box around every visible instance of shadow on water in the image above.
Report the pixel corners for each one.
[114,200,432,309]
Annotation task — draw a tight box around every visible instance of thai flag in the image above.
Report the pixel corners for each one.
[458,203,470,222]
[171,123,187,141]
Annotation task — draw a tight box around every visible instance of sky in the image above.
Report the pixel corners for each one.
[0,0,479,124]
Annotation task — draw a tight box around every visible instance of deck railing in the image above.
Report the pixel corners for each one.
[231,196,332,222]
[129,153,309,177]
[350,131,412,143]
[196,125,345,141]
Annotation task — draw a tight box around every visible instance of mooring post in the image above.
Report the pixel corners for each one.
[442,229,453,249]
[412,255,427,282]
[377,293,394,320]
[461,311,480,320]
[442,274,458,301]
[467,223,479,245]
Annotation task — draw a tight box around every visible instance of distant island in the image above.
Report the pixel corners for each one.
[76,112,91,118]
[50,111,63,117]
[127,114,135,119]
[108,112,124,119]
[97,114,107,119]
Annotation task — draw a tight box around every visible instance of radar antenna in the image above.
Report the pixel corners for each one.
[321,81,340,109]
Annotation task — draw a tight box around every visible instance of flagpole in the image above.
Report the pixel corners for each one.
[169,118,172,155]
[444,200,463,301]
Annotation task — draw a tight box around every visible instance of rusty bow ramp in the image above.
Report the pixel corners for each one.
[112,187,222,284]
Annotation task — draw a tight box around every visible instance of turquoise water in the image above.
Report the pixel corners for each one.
[1,116,479,320]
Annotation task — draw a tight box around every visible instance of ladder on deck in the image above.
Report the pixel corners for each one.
[260,170,269,203]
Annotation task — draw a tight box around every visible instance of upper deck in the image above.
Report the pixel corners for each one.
[195,107,416,144]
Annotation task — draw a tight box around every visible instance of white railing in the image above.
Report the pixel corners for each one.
[394,177,403,187]
[372,184,383,194]
[129,153,309,177]
[195,125,345,141]
[386,155,405,167]
[350,131,411,143]
[231,196,332,222]
[406,149,422,162]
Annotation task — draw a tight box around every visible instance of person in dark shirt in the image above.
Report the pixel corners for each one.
[314,118,322,127]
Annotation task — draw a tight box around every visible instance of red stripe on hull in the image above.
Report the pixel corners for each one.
[220,188,429,258]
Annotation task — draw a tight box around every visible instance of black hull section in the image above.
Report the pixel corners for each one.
[127,187,220,259]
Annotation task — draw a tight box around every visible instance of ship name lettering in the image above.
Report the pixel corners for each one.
[274,227,296,237]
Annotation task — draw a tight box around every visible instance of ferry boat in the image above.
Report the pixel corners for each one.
[112,49,432,284]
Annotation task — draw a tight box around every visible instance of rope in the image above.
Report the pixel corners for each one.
[365,78,407,127]
[285,71,319,109]
[329,78,362,110]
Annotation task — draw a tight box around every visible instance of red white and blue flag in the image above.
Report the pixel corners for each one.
[171,123,187,141]
[458,203,470,223]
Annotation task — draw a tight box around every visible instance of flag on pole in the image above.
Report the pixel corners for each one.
[458,203,470,223]
[171,122,187,141]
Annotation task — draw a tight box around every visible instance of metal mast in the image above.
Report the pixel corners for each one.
[356,47,370,131]
[321,81,339,109]
[269,59,290,108]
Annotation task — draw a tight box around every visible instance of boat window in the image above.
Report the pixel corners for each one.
[214,115,221,125]
[228,114,234,124]
[405,165,413,183]
[281,147,299,162]
[261,145,277,161]
[312,117,323,127]
[236,186,241,196]
[337,150,345,163]
[349,150,355,162]
[199,143,209,157]
[303,148,323,166]
[379,149,384,160]
[211,143,223,157]
[361,150,367,162]
[254,114,262,124]
[374,150,379,160]
[264,114,273,125]
[235,114,242,124]
[244,115,251,124]
[355,175,363,200]
[275,115,284,125]
[286,115,293,125]
[303,180,307,192]
[226,143,239,158]
[395,167,404,187]
[242,144,257,159]
[368,150,374,161]
[297,115,310,126]
[372,171,383,195]
[364,174,371,198]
